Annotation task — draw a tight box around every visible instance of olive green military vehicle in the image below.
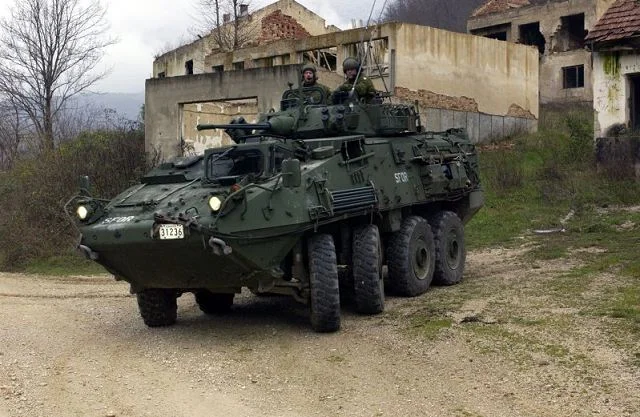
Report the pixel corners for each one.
[66,86,484,332]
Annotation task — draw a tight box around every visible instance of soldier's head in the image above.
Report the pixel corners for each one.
[342,57,360,81]
[301,64,317,85]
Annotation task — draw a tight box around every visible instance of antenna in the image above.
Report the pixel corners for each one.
[351,0,391,100]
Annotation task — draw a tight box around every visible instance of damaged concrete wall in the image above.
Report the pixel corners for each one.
[394,24,538,118]
[152,0,334,78]
[181,100,259,155]
[146,22,540,156]
[145,66,301,159]
[467,0,616,105]
[592,51,638,138]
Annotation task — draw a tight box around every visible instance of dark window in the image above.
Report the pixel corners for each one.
[563,65,584,89]
[629,74,640,131]
[519,22,546,54]
[560,14,586,50]
[211,65,224,73]
[185,59,194,75]
[206,148,263,182]
[485,32,507,41]
[232,61,244,71]
[157,71,165,78]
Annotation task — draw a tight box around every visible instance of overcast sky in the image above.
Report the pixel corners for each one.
[0,0,380,93]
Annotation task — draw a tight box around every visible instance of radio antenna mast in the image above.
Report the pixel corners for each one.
[352,0,391,100]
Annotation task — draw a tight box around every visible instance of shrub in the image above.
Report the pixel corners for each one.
[0,127,152,270]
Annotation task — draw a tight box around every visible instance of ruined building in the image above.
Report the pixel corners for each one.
[587,0,640,136]
[147,2,539,158]
[467,0,616,106]
[153,0,338,78]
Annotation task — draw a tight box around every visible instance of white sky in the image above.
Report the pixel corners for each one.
[0,0,381,93]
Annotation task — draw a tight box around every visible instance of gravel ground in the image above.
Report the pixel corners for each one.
[0,248,638,417]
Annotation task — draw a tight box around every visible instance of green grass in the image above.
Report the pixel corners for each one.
[23,253,107,276]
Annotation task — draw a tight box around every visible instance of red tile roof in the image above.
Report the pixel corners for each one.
[585,0,640,43]
[471,0,531,17]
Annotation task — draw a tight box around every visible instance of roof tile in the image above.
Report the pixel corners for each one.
[586,0,640,43]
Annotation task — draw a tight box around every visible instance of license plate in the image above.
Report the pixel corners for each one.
[158,224,184,240]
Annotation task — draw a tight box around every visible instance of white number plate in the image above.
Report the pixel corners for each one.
[158,224,184,240]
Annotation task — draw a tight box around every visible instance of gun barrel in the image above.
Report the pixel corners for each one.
[196,123,272,131]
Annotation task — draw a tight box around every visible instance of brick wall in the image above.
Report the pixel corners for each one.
[258,10,311,45]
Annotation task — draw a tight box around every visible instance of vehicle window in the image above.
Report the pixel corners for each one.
[206,149,263,181]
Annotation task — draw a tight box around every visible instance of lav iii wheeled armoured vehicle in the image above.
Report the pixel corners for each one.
[65,86,484,333]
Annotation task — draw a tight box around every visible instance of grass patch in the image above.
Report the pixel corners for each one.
[409,317,453,338]
[23,253,107,276]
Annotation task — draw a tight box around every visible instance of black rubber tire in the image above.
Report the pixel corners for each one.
[430,211,466,286]
[307,234,341,333]
[136,289,177,327]
[352,224,384,314]
[195,290,234,314]
[386,216,436,297]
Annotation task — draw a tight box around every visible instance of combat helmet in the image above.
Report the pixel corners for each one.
[301,63,317,81]
[342,57,360,72]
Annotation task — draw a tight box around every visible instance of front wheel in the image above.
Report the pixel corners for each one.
[307,233,341,333]
[137,289,177,327]
[430,211,466,285]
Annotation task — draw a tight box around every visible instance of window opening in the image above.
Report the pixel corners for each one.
[629,74,640,131]
[157,71,166,78]
[519,22,545,54]
[211,65,224,73]
[554,14,586,52]
[470,24,510,41]
[562,65,584,89]
[302,47,337,72]
[185,60,194,75]
[232,61,245,71]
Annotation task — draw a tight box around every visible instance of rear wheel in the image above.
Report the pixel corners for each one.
[352,224,384,314]
[307,234,341,333]
[137,289,177,327]
[195,290,234,314]
[430,211,466,285]
[386,216,435,296]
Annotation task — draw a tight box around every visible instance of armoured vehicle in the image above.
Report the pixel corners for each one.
[66,85,484,333]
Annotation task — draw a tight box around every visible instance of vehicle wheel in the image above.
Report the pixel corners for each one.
[307,233,341,332]
[195,290,234,314]
[136,289,177,327]
[430,211,465,285]
[352,224,384,314]
[386,216,435,296]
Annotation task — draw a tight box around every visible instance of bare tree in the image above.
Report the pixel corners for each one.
[0,98,27,169]
[0,0,116,151]
[192,0,257,52]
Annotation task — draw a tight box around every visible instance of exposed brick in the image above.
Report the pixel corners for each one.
[257,10,311,45]
[506,103,536,119]
[394,86,479,112]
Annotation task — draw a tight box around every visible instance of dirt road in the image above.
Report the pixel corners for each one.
[1,249,638,417]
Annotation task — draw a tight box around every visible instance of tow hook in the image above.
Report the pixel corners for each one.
[208,237,233,256]
[78,244,99,260]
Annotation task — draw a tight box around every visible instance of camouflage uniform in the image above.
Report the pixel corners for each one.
[335,57,377,103]
[300,64,331,105]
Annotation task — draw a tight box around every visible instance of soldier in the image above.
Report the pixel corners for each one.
[299,63,331,104]
[334,57,377,103]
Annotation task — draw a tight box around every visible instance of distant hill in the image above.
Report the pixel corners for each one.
[74,92,144,121]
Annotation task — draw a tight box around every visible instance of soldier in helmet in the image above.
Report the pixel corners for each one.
[334,57,377,103]
[299,63,331,104]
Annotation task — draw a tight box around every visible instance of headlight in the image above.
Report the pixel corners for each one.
[76,205,90,220]
[208,196,222,212]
